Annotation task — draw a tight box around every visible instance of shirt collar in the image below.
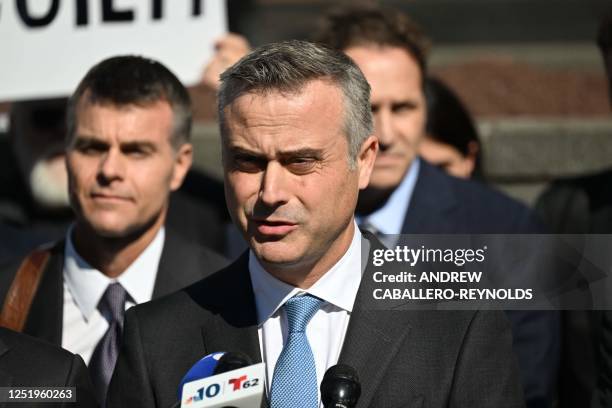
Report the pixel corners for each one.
[360,158,420,235]
[249,223,363,325]
[63,225,165,321]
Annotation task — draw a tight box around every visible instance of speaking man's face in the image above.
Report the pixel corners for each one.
[66,98,192,238]
[344,46,426,191]
[222,80,376,284]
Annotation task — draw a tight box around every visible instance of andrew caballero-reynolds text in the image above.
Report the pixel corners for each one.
[370,246,534,302]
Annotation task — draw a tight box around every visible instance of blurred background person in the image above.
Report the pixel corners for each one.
[0,98,73,259]
[420,76,482,180]
[535,10,612,408]
[315,6,558,408]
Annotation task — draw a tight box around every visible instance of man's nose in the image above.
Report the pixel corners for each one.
[97,150,125,185]
[259,161,290,207]
[375,109,395,151]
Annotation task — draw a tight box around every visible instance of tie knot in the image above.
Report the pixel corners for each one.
[98,282,129,325]
[284,295,324,333]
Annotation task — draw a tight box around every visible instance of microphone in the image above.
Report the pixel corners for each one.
[213,351,253,375]
[176,352,227,401]
[174,351,265,408]
[320,364,361,408]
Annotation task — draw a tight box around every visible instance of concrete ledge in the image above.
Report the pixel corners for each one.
[480,118,612,181]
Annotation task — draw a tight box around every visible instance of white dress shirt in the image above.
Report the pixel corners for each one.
[249,224,363,405]
[62,226,164,363]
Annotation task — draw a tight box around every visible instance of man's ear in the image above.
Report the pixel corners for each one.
[170,143,193,191]
[462,140,480,178]
[357,135,378,190]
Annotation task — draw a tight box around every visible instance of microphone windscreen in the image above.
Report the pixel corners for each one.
[177,352,226,400]
[320,364,361,408]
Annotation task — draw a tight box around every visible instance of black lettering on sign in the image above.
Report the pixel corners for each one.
[152,0,162,20]
[75,0,88,26]
[16,0,60,27]
[192,0,203,16]
[102,0,134,22]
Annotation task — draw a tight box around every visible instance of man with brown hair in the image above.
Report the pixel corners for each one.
[316,6,559,408]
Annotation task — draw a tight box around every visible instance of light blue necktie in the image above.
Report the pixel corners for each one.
[270,294,324,408]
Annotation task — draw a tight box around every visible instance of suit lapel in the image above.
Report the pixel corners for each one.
[195,253,265,407]
[402,159,459,233]
[196,252,261,361]
[338,309,413,408]
[338,234,414,408]
[23,242,64,346]
[153,230,204,298]
[338,232,412,407]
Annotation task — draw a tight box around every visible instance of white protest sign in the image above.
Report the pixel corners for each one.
[0,0,227,101]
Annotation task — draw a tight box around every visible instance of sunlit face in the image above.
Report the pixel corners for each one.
[419,137,476,179]
[66,98,192,238]
[222,80,376,281]
[344,46,426,191]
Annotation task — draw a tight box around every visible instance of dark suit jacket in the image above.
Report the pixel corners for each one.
[108,235,525,408]
[399,160,559,408]
[0,229,227,347]
[535,168,612,408]
[0,327,97,408]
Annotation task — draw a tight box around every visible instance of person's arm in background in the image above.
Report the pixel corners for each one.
[201,33,251,90]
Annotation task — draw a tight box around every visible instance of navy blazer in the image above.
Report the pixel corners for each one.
[401,160,559,408]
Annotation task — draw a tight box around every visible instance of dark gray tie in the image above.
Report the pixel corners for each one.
[89,282,129,406]
[359,219,381,238]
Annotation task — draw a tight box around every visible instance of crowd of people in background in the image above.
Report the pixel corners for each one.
[0,4,611,408]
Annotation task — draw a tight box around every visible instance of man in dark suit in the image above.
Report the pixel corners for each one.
[536,12,612,408]
[315,7,558,407]
[0,56,226,405]
[109,40,524,408]
[0,327,97,407]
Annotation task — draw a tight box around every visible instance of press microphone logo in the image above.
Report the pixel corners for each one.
[228,375,260,391]
[183,375,261,404]
[181,363,266,408]
[184,383,221,404]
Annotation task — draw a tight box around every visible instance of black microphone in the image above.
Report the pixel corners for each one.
[320,364,361,408]
[213,351,253,375]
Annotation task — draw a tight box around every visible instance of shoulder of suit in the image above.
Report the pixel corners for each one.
[128,256,242,322]
[0,239,63,304]
[0,327,78,372]
[434,167,532,215]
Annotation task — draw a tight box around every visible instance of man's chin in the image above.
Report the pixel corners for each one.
[90,224,134,239]
[251,241,303,267]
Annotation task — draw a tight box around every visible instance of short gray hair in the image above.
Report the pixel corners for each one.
[218,40,373,167]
